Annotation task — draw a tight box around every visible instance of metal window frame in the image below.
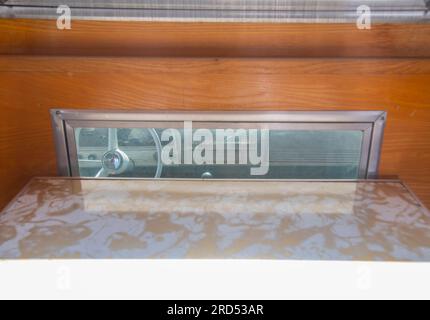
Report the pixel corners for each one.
[51,109,386,179]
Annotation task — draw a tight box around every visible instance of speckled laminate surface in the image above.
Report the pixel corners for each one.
[0,178,429,261]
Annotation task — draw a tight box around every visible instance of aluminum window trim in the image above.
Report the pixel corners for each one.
[65,120,373,130]
[54,109,385,123]
[367,113,387,179]
[359,126,373,178]
[51,109,386,179]
[51,110,72,176]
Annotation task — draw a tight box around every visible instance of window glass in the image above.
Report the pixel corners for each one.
[75,127,363,179]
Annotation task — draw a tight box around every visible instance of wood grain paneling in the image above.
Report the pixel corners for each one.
[1,20,430,58]
[0,57,429,209]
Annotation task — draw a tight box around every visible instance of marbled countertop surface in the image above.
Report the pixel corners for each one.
[0,178,429,261]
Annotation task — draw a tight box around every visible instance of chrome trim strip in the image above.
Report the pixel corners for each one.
[5,0,427,10]
[1,1,429,23]
[66,120,372,130]
[50,109,71,176]
[64,121,79,177]
[367,112,387,179]
[32,176,405,183]
[54,109,386,123]
[359,126,373,178]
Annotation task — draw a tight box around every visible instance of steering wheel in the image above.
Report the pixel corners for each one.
[79,128,163,178]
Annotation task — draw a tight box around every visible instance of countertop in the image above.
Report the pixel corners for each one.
[0,178,429,261]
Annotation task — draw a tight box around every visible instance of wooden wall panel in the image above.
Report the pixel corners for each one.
[1,20,430,58]
[0,57,429,209]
